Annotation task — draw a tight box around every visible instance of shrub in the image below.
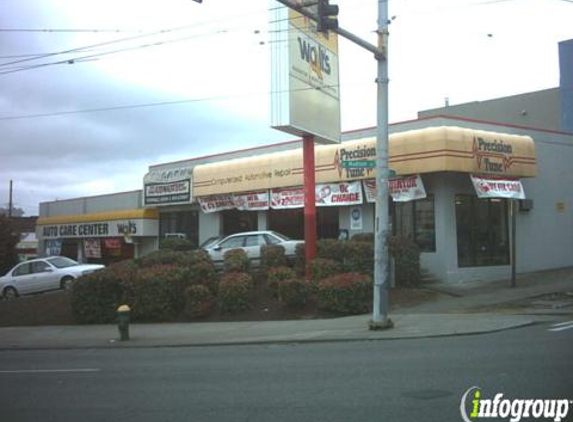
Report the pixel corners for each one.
[267,266,297,298]
[389,235,420,287]
[218,272,253,313]
[159,237,193,251]
[261,244,287,273]
[350,233,374,242]
[344,241,374,276]
[317,239,346,262]
[309,258,342,283]
[71,268,124,324]
[136,249,192,269]
[187,259,218,294]
[317,273,373,315]
[132,264,191,321]
[182,284,214,319]
[223,248,250,273]
[294,243,306,276]
[278,278,310,308]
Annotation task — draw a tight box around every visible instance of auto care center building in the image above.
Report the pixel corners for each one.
[36,40,573,283]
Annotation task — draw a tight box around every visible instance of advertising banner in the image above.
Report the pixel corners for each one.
[198,194,235,214]
[270,187,305,209]
[233,191,270,211]
[45,239,62,256]
[84,239,102,259]
[315,181,363,207]
[364,175,427,203]
[470,174,526,199]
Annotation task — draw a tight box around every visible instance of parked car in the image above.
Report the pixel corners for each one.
[202,231,303,267]
[0,256,104,299]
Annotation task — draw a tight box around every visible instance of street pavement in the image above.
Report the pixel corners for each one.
[0,267,571,350]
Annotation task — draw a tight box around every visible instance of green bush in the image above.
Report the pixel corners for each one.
[309,258,342,283]
[182,284,214,319]
[136,249,192,269]
[350,233,374,242]
[278,278,310,308]
[71,268,124,324]
[389,235,420,286]
[294,243,306,276]
[344,241,374,276]
[223,248,250,273]
[267,266,297,298]
[218,272,253,313]
[159,237,194,251]
[261,244,287,273]
[317,239,346,262]
[317,273,373,315]
[132,264,191,321]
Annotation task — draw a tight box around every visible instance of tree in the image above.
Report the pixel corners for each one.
[0,215,19,275]
[0,207,25,217]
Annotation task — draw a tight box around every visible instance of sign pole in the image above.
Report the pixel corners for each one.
[511,199,517,288]
[303,134,317,277]
[370,0,392,330]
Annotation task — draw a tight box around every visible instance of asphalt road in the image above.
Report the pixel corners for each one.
[0,322,572,422]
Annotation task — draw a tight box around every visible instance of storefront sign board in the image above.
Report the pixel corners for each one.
[470,174,526,199]
[364,175,427,203]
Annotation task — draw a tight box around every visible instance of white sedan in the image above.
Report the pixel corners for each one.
[203,231,303,267]
[0,256,104,299]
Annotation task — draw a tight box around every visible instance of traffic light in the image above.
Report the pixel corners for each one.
[316,0,339,34]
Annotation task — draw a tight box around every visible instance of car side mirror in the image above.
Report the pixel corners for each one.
[214,246,222,251]
[44,268,54,272]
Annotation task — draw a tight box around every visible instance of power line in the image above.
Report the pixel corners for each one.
[0,84,343,122]
[0,28,147,33]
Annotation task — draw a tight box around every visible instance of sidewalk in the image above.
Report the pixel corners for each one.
[0,267,571,350]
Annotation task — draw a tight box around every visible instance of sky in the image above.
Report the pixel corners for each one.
[0,0,572,215]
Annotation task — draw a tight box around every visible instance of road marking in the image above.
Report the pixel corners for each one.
[0,368,100,374]
[548,321,573,332]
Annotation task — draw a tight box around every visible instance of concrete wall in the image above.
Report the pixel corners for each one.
[199,212,221,244]
[40,190,142,217]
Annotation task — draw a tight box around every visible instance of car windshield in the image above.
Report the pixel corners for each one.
[200,236,222,249]
[269,231,291,241]
[46,257,79,268]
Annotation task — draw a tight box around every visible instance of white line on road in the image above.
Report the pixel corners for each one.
[549,321,573,332]
[551,320,573,327]
[0,368,101,374]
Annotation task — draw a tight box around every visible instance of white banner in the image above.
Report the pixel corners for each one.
[198,195,235,214]
[470,174,526,199]
[233,191,270,211]
[315,181,363,207]
[363,175,427,203]
[270,187,305,209]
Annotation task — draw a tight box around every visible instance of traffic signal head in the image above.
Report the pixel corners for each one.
[317,0,339,34]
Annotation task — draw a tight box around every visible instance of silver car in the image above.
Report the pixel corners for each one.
[203,231,303,267]
[0,256,104,299]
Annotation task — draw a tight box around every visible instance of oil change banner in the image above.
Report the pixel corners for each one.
[198,194,235,213]
[233,191,270,211]
[315,181,363,207]
[470,174,525,199]
[364,175,427,203]
[270,187,305,209]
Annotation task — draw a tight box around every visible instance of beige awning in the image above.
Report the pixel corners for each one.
[192,126,536,197]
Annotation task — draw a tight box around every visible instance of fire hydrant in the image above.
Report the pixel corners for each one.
[117,304,131,341]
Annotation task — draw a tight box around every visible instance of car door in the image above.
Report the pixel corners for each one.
[10,262,37,294]
[244,234,268,266]
[211,235,246,263]
[32,261,59,292]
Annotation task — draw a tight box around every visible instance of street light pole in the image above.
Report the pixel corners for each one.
[370,0,392,330]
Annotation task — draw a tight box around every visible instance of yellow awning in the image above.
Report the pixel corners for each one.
[192,126,536,196]
[37,209,159,226]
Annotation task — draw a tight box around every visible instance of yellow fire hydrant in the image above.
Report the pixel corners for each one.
[117,304,131,341]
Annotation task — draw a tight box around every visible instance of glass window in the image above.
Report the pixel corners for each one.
[159,211,199,248]
[455,195,509,267]
[245,235,266,247]
[392,195,436,252]
[33,261,51,273]
[13,263,32,276]
[46,257,78,268]
[219,236,245,249]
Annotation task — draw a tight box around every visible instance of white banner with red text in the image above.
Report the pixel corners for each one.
[470,174,526,199]
[363,175,427,203]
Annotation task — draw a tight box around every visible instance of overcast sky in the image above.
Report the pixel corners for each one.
[1,0,572,215]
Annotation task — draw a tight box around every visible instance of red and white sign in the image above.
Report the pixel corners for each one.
[315,181,363,207]
[470,174,525,199]
[84,239,102,258]
[233,191,270,211]
[270,187,305,209]
[364,175,427,203]
[198,194,235,213]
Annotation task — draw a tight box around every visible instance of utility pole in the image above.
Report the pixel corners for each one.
[8,180,13,218]
[274,0,393,329]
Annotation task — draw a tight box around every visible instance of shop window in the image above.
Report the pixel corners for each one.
[159,211,199,247]
[222,210,258,236]
[268,208,339,240]
[455,195,509,267]
[392,195,436,252]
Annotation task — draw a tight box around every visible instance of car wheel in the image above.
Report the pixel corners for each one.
[3,287,18,300]
[61,276,74,291]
